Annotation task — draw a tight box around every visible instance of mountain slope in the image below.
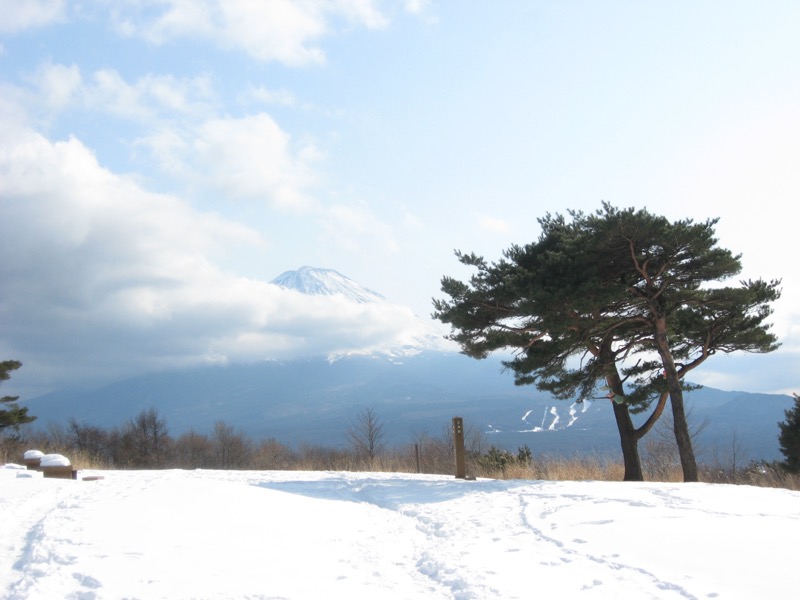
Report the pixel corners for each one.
[271,266,386,304]
[22,351,793,462]
[269,265,450,358]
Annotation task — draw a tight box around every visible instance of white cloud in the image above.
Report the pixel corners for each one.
[14,63,321,212]
[138,113,320,210]
[0,128,428,391]
[110,0,391,65]
[29,63,82,111]
[242,85,297,107]
[404,0,430,16]
[90,69,214,119]
[0,0,65,33]
[333,0,389,29]
[25,63,215,122]
[478,214,511,235]
[321,203,399,252]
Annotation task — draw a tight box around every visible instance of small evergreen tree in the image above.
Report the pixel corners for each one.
[0,360,36,436]
[778,393,800,473]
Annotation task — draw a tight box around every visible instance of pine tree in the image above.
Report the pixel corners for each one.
[778,393,800,473]
[434,204,781,482]
[0,360,36,434]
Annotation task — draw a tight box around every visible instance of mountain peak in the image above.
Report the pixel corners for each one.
[270,266,386,304]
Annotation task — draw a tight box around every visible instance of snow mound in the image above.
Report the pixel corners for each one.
[40,454,71,467]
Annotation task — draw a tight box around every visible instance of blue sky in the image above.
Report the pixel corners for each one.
[1,1,798,397]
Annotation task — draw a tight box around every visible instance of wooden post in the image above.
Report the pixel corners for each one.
[415,443,421,474]
[453,417,466,479]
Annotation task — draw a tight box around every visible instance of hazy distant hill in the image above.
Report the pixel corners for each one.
[23,350,793,463]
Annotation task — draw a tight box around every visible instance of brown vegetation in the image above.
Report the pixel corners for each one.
[2,408,798,492]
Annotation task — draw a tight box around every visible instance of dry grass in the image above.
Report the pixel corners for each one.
[700,464,800,491]
[1,440,112,471]
[8,428,800,492]
[472,454,631,482]
[474,456,800,491]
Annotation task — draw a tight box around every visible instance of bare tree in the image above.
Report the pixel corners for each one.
[708,429,748,481]
[211,421,253,469]
[68,418,114,464]
[123,408,171,468]
[347,407,385,465]
[252,438,297,470]
[410,429,452,474]
[172,430,214,468]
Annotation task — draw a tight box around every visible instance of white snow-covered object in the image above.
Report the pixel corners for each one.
[270,266,386,304]
[40,454,71,467]
[0,463,43,479]
[23,449,44,460]
[2,463,26,471]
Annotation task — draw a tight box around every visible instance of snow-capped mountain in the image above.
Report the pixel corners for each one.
[271,266,386,304]
[270,266,452,358]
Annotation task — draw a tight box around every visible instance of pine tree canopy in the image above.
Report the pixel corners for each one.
[778,394,800,473]
[1,360,36,432]
[433,203,781,408]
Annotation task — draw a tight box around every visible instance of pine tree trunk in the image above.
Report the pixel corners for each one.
[611,401,644,481]
[667,389,698,482]
[601,350,645,482]
[653,316,699,482]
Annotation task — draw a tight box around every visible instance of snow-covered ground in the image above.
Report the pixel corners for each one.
[1,466,798,599]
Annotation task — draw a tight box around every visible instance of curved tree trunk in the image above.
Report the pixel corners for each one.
[667,388,698,482]
[606,386,668,481]
[634,391,669,441]
[601,342,668,482]
[610,401,643,481]
[653,316,699,482]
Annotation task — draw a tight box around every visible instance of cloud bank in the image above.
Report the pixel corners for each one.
[0,127,440,393]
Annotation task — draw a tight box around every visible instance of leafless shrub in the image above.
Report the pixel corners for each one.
[251,438,297,470]
[346,407,385,468]
[172,430,215,469]
[642,402,708,482]
[121,408,172,468]
[211,421,253,469]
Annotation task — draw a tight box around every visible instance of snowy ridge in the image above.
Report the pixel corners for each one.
[271,266,386,304]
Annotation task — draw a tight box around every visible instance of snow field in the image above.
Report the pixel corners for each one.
[1,467,798,599]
